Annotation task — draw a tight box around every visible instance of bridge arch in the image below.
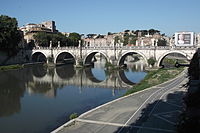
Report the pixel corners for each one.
[54,51,76,64]
[118,51,148,66]
[84,51,109,65]
[157,51,189,67]
[31,52,47,63]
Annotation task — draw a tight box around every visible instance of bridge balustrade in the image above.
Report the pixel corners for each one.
[32,46,197,50]
[173,46,197,50]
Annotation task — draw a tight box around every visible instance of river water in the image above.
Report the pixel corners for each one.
[0,62,146,133]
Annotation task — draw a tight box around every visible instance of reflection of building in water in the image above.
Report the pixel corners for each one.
[93,61,106,69]
[26,82,57,98]
[126,60,146,71]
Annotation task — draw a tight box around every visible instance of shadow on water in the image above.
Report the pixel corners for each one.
[113,90,185,133]
[0,68,32,117]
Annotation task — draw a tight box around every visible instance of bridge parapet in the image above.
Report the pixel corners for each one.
[33,46,197,50]
[173,46,197,50]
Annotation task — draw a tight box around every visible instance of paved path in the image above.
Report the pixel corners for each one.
[52,71,187,133]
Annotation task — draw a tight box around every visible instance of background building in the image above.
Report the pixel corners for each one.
[20,21,57,44]
[83,29,170,47]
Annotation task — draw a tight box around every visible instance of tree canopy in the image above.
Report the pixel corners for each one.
[157,39,167,46]
[148,57,156,66]
[86,34,97,38]
[68,32,81,46]
[33,32,81,47]
[0,15,21,55]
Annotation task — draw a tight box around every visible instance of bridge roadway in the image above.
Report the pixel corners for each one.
[52,70,188,133]
[28,46,197,67]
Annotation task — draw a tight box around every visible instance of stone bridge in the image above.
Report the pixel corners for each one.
[27,46,197,67]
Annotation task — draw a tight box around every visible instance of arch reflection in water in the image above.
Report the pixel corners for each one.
[85,61,147,87]
[32,64,47,78]
[120,61,147,85]
[85,68,104,83]
[84,61,129,88]
[56,65,75,79]
[85,62,106,83]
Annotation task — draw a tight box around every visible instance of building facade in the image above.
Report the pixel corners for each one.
[20,21,57,44]
[83,30,170,47]
[83,34,118,47]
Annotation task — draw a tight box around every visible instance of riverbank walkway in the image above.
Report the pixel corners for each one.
[52,71,188,133]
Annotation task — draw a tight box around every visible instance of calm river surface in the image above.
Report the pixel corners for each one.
[0,62,146,133]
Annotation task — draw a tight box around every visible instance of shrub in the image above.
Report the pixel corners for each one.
[148,57,156,66]
[69,113,78,120]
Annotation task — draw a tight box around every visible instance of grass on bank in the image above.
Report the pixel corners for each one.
[69,113,78,120]
[0,64,24,71]
[124,67,184,96]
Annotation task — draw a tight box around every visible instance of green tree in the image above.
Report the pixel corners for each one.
[68,32,81,46]
[33,32,68,47]
[141,30,148,36]
[33,32,49,47]
[157,39,167,46]
[122,34,137,46]
[148,57,156,66]
[124,30,130,32]
[86,34,96,38]
[128,34,137,45]
[123,33,129,46]
[114,36,120,45]
[0,15,21,55]
[107,32,113,35]
[56,33,68,47]
[50,32,67,47]
[148,29,160,35]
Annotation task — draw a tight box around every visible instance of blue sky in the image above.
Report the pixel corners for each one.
[1,0,200,36]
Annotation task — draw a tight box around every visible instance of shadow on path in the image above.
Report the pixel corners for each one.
[114,90,185,133]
